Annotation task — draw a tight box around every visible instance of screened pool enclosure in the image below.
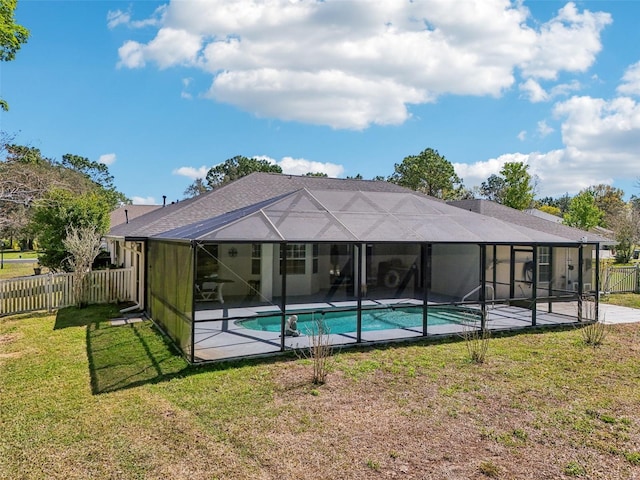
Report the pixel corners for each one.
[143,188,600,363]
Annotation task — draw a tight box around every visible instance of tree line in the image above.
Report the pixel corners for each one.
[0,141,129,270]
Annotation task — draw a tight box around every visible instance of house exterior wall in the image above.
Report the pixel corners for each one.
[431,244,480,300]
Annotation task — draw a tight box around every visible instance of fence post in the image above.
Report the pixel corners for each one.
[46,273,52,312]
[636,264,640,294]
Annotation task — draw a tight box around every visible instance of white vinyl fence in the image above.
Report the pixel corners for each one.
[0,268,135,316]
[601,265,640,294]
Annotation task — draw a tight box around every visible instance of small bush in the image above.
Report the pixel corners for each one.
[301,314,333,385]
[366,459,380,471]
[624,451,640,465]
[581,321,609,347]
[564,461,586,476]
[461,318,490,364]
[478,460,500,478]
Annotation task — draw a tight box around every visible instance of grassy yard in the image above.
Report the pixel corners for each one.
[1,305,639,479]
[0,251,44,280]
[602,293,640,309]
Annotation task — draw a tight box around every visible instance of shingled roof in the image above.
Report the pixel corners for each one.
[153,188,594,244]
[110,205,161,228]
[448,199,613,244]
[108,172,411,239]
[108,173,609,245]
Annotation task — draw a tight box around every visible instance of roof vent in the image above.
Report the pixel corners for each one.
[163,195,167,207]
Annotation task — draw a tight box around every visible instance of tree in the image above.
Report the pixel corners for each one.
[563,191,603,231]
[388,148,465,200]
[538,205,562,217]
[1,144,125,246]
[205,155,282,189]
[478,174,506,203]
[304,172,328,177]
[30,189,110,271]
[610,207,640,263]
[183,178,210,198]
[538,194,572,214]
[586,184,625,228]
[0,0,30,111]
[479,162,534,209]
[63,224,103,307]
[61,153,129,208]
[500,162,534,210]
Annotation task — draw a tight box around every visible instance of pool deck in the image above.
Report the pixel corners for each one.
[192,300,585,362]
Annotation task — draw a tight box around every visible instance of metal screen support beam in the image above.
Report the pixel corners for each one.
[480,244,487,330]
[280,242,287,351]
[190,241,197,364]
[356,243,362,343]
[532,245,538,327]
[548,246,554,313]
[492,245,497,300]
[422,243,431,335]
[509,246,516,299]
[578,244,584,322]
[595,244,600,321]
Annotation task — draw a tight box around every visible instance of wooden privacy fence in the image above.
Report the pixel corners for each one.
[0,267,135,316]
[601,265,640,294]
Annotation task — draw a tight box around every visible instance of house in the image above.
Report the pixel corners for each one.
[106,173,606,363]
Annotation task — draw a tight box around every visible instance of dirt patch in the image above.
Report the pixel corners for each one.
[0,333,19,345]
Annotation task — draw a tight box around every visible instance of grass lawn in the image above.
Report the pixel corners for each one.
[0,250,45,280]
[1,305,639,479]
[603,293,640,309]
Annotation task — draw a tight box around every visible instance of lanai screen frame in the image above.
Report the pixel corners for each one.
[144,237,599,364]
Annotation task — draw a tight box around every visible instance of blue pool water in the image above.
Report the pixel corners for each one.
[238,306,480,335]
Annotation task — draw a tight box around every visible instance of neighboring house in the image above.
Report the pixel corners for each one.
[110,204,162,229]
[106,174,606,363]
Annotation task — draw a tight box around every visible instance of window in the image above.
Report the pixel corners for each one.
[251,244,261,275]
[538,246,550,283]
[280,244,306,275]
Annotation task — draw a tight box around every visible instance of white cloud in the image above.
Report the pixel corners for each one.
[118,41,146,69]
[172,166,208,180]
[116,0,611,129]
[517,130,527,141]
[617,61,640,96]
[520,78,581,103]
[537,120,553,137]
[519,79,548,102]
[98,153,116,166]
[278,156,345,177]
[519,2,611,80]
[107,9,130,29]
[254,155,345,177]
[459,90,640,197]
[181,77,193,99]
[131,196,157,205]
[107,6,166,30]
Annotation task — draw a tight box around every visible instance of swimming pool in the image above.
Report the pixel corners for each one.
[237,306,481,335]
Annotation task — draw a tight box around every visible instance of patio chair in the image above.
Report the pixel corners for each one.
[196,281,224,303]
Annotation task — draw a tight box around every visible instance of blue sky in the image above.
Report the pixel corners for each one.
[2,0,640,205]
